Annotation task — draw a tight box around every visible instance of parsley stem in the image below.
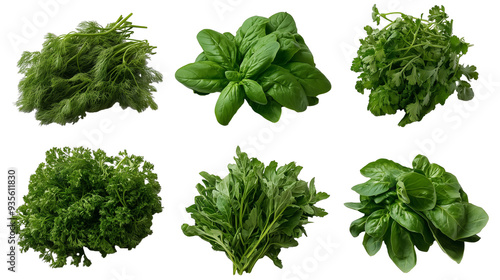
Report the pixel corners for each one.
[396,43,445,52]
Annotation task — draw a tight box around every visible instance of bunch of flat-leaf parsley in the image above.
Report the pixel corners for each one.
[16,13,162,125]
[14,147,162,267]
[182,147,329,274]
[351,5,478,126]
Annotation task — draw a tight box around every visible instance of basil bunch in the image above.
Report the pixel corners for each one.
[175,12,331,125]
[345,155,488,272]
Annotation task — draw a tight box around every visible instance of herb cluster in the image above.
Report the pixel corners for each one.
[16,13,162,125]
[175,12,331,125]
[345,155,488,272]
[15,147,162,267]
[351,5,478,126]
[182,147,329,274]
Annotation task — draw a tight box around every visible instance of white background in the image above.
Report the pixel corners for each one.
[1,0,499,279]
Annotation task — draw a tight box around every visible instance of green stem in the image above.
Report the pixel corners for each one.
[396,43,446,52]
[65,13,137,38]
[243,207,287,259]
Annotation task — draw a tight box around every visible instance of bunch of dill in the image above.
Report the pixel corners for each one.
[16,13,162,125]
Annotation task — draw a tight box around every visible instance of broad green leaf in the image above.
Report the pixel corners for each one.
[397,172,436,211]
[349,216,367,237]
[289,34,315,66]
[363,233,382,256]
[352,179,392,196]
[426,163,445,179]
[215,82,245,125]
[365,209,390,239]
[175,61,229,94]
[258,65,308,112]
[345,200,384,215]
[360,158,411,181]
[266,12,297,34]
[388,201,426,234]
[432,172,461,203]
[235,16,269,56]
[240,39,280,79]
[247,99,282,122]
[455,203,489,240]
[396,181,410,204]
[409,231,433,252]
[282,62,331,96]
[390,222,414,259]
[373,190,397,204]
[197,29,237,70]
[307,96,319,106]
[241,79,267,105]
[272,32,301,65]
[195,52,208,62]
[412,154,430,172]
[425,202,466,240]
[386,222,417,273]
[427,221,464,263]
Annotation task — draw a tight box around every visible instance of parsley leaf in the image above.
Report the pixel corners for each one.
[14,147,162,267]
[352,5,478,126]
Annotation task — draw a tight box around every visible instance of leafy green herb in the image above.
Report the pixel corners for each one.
[16,13,162,125]
[175,12,331,125]
[345,155,488,272]
[182,147,329,274]
[14,147,162,267]
[351,5,478,126]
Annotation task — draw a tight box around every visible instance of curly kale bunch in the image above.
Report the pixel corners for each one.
[182,147,329,274]
[352,5,478,126]
[15,147,162,267]
[16,13,162,125]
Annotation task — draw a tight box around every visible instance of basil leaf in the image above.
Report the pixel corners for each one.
[197,29,238,70]
[365,209,390,239]
[454,203,489,240]
[432,172,462,203]
[363,233,383,256]
[352,179,392,196]
[240,39,280,79]
[427,221,464,263]
[258,65,308,112]
[282,62,332,96]
[247,98,282,123]
[349,216,367,237]
[272,32,301,65]
[241,79,267,105]
[266,12,297,34]
[289,34,315,66]
[360,158,411,181]
[215,82,245,125]
[387,222,417,272]
[397,172,436,211]
[388,201,427,235]
[425,202,466,240]
[175,61,229,94]
[412,154,430,173]
[235,16,268,56]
